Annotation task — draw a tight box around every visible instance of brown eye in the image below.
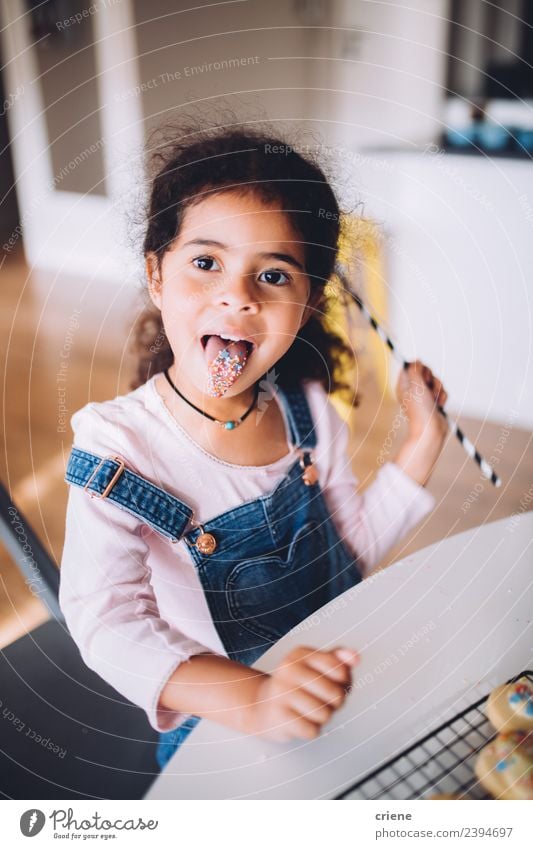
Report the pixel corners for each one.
[193,256,220,271]
[259,269,289,286]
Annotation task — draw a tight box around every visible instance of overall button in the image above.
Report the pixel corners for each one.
[196,532,217,555]
[301,464,318,486]
[299,452,318,486]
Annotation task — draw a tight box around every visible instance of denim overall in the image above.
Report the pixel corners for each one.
[65,384,363,771]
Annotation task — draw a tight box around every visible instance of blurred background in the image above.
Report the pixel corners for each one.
[0,0,532,650]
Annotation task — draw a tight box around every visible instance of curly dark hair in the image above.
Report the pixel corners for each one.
[130,120,358,406]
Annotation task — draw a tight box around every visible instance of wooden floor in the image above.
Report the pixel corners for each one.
[1,248,532,649]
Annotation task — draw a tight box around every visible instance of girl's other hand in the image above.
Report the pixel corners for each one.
[396,359,448,444]
[394,359,449,486]
[246,645,359,742]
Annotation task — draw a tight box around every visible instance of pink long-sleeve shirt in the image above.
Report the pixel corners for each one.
[59,375,435,732]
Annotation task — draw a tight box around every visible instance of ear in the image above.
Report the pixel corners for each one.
[299,286,321,330]
[145,253,162,310]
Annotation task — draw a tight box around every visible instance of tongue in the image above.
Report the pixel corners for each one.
[204,336,250,397]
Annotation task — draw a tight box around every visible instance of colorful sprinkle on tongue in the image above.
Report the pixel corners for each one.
[206,341,250,397]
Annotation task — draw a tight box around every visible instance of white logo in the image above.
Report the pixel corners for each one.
[255,368,280,424]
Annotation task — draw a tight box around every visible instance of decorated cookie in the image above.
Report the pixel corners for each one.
[475,730,533,800]
[486,677,533,732]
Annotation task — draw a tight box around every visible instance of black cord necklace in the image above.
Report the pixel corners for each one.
[164,369,259,431]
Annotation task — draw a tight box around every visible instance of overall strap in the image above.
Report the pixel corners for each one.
[275,384,317,450]
[65,447,193,542]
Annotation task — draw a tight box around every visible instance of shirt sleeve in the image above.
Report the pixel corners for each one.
[315,390,436,577]
[59,409,209,733]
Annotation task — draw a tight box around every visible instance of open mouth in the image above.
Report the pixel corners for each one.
[200,334,256,397]
[200,334,256,361]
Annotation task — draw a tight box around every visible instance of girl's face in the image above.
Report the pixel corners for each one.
[146,190,313,404]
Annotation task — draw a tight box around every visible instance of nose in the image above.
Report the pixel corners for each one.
[216,271,260,313]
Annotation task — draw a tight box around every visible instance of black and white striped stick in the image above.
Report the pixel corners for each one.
[339,278,502,488]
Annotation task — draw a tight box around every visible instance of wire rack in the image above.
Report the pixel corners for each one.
[336,670,533,800]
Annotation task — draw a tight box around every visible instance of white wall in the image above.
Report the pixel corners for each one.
[357,150,533,428]
[3,0,454,277]
[317,0,450,149]
[132,0,317,130]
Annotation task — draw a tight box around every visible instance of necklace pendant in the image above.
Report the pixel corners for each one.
[163,369,258,432]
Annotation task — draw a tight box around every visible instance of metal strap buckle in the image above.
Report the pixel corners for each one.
[183,511,202,547]
[83,455,126,500]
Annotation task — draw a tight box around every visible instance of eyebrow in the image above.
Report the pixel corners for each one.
[181,238,305,271]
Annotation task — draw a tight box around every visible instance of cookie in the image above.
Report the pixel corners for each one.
[475,730,533,800]
[486,677,533,732]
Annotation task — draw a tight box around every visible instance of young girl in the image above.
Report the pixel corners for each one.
[59,125,448,772]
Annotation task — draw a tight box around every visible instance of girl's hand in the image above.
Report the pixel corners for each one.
[396,359,448,442]
[394,359,449,486]
[245,645,359,742]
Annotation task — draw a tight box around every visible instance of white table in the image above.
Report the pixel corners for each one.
[146,513,533,799]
